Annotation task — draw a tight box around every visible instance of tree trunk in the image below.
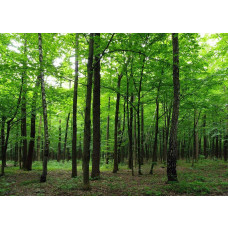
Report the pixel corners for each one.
[91,33,101,179]
[141,103,144,165]
[26,78,40,170]
[14,122,19,166]
[1,117,6,173]
[72,33,79,177]
[128,95,134,170]
[38,33,50,183]
[150,90,159,174]
[113,73,123,173]
[57,119,61,161]
[203,114,207,158]
[118,100,126,164]
[129,95,134,175]
[37,115,42,161]
[133,99,137,168]
[167,33,180,182]
[63,113,70,161]
[106,97,110,164]
[137,57,145,175]
[21,36,27,169]
[215,134,219,159]
[82,33,94,190]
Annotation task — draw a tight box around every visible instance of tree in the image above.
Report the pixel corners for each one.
[72,33,79,177]
[113,73,123,173]
[91,33,101,179]
[38,33,50,183]
[167,33,180,182]
[57,119,61,161]
[26,77,40,170]
[105,97,111,164]
[82,33,94,190]
[21,35,28,169]
[63,113,70,161]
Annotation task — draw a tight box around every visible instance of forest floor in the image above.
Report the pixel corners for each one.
[0,159,227,196]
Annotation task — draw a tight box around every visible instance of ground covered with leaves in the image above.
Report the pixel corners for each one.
[0,159,227,196]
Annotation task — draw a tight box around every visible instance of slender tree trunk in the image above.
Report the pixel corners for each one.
[113,73,123,173]
[119,100,126,164]
[195,112,199,162]
[72,33,79,177]
[215,134,219,159]
[1,123,10,174]
[137,57,145,175]
[129,95,134,175]
[141,103,144,165]
[91,33,101,179]
[133,99,137,168]
[203,114,207,158]
[26,78,40,170]
[224,134,228,162]
[14,122,19,166]
[1,117,6,173]
[150,91,159,174]
[57,119,61,161]
[224,86,228,162]
[117,116,122,164]
[165,103,172,162]
[167,33,180,182]
[211,137,215,158]
[63,113,70,161]
[219,134,222,159]
[82,33,94,190]
[37,115,42,161]
[128,95,133,170]
[38,33,50,183]
[106,97,110,164]
[21,36,27,169]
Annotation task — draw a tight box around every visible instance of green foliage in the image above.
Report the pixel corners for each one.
[20,179,39,186]
[165,181,211,195]
[143,187,163,196]
[0,177,11,196]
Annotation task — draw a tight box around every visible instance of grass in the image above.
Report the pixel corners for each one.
[0,159,227,196]
[0,177,11,196]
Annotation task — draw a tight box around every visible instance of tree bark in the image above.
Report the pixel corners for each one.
[21,35,27,169]
[26,78,40,170]
[203,114,207,158]
[136,57,145,175]
[63,113,70,161]
[133,98,137,168]
[38,33,50,183]
[82,33,94,190]
[1,117,6,172]
[167,33,180,182]
[150,91,159,174]
[91,33,101,179]
[14,122,19,166]
[128,95,134,174]
[72,33,79,177]
[140,103,144,165]
[57,119,61,161]
[113,73,123,173]
[106,97,110,164]
[36,115,42,161]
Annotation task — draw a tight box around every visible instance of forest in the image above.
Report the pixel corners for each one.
[0,33,227,196]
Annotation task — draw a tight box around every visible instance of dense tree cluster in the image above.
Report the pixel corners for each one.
[0,33,227,188]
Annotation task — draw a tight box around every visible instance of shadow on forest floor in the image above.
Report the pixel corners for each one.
[0,159,227,196]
